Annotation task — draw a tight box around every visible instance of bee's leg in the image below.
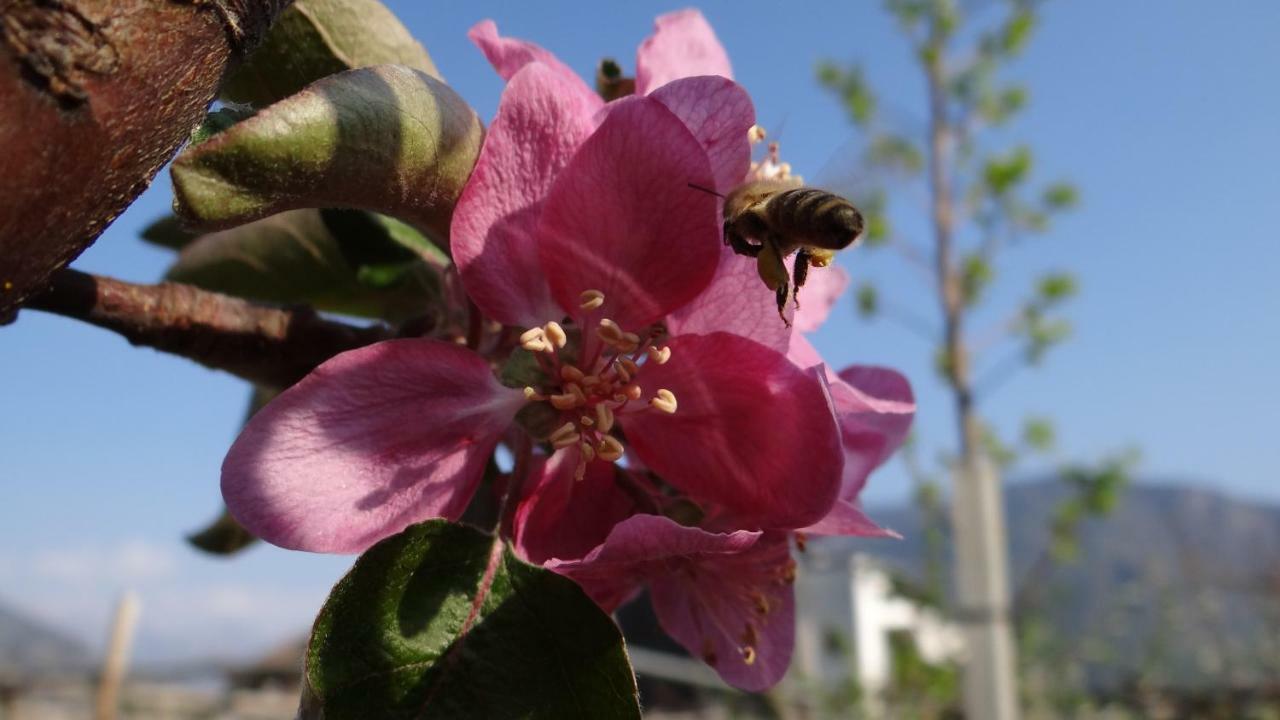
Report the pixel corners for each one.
[792,249,812,310]
[725,223,762,257]
[757,238,792,326]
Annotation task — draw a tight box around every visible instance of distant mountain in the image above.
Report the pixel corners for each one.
[0,597,91,678]
[827,480,1280,689]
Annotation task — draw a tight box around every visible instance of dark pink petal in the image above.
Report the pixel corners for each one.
[452,63,602,326]
[546,514,760,612]
[635,9,733,95]
[802,365,915,537]
[667,245,793,353]
[221,340,524,554]
[512,449,642,565]
[468,19,584,88]
[648,76,754,194]
[650,532,796,691]
[624,332,843,528]
[793,264,850,333]
[538,96,720,329]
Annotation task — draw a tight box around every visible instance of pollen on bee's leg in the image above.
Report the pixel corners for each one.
[579,289,605,311]
[650,389,678,414]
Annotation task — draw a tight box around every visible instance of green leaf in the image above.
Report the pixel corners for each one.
[140,215,198,250]
[172,65,484,247]
[1022,416,1055,453]
[856,283,879,317]
[1042,181,1079,210]
[816,61,876,126]
[960,253,993,306]
[166,208,440,322]
[1000,10,1036,56]
[303,520,641,720]
[867,134,924,174]
[1036,272,1078,303]
[982,146,1032,195]
[188,509,258,555]
[222,0,443,107]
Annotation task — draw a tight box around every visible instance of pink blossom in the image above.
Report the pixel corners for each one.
[221,10,844,553]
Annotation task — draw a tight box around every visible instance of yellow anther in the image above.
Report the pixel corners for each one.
[624,384,643,401]
[647,346,672,365]
[519,327,546,350]
[748,124,766,143]
[597,435,625,462]
[565,382,588,404]
[617,332,641,353]
[560,365,585,383]
[552,432,582,450]
[579,289,606,310]
[543,321,568,349]
[579,441,596,462]
[581,374,601,387]
[595,403,615,433]
[523,387,546,402]
[650,388,677,414]
[742,646,757,666]
[579,415,594,427]
[596,318,623,344]
[550,393,582,410]
[549,422,578,443]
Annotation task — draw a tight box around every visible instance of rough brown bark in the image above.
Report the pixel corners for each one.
[0,0,291,319]
[25,268,391,388]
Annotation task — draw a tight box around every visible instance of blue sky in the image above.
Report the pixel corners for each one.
[3,1,1278,662]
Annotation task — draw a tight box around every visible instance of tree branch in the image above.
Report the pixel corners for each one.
[24,269,391,388]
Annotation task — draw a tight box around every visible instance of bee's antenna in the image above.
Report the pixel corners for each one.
[687,182,724,198]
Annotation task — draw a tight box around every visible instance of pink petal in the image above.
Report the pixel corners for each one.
[666,244,794,353]
[537,96,720,329]
[793,264,850,333]
[623,332,843,529]
[221,340,524,553]
[650,532,796,691]
[451,63,602,327]
[802,365,915,537]
[635,9,733,95]
[468,19,585,89]
[648,76,754,194]
[513,449,642,565]
[546,514,761,612]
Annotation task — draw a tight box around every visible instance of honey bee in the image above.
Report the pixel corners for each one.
[718,178,865,324]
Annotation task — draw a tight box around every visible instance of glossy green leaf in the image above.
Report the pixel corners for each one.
[303,520,641,720]
[172,65,484,246]
[166,208,440,322]
[222,0,442,108]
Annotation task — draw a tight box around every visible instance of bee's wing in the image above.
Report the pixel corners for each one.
[811,134,876,202]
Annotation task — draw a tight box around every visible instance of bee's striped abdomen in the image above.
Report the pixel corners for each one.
[767,188,864,251]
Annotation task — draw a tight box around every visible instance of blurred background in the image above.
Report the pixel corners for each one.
[3,1,1279,717]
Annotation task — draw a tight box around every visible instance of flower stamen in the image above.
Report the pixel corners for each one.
[579,289,605,311]
[650,388,678,414]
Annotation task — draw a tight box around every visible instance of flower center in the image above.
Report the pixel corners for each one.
[520,290,677,480]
